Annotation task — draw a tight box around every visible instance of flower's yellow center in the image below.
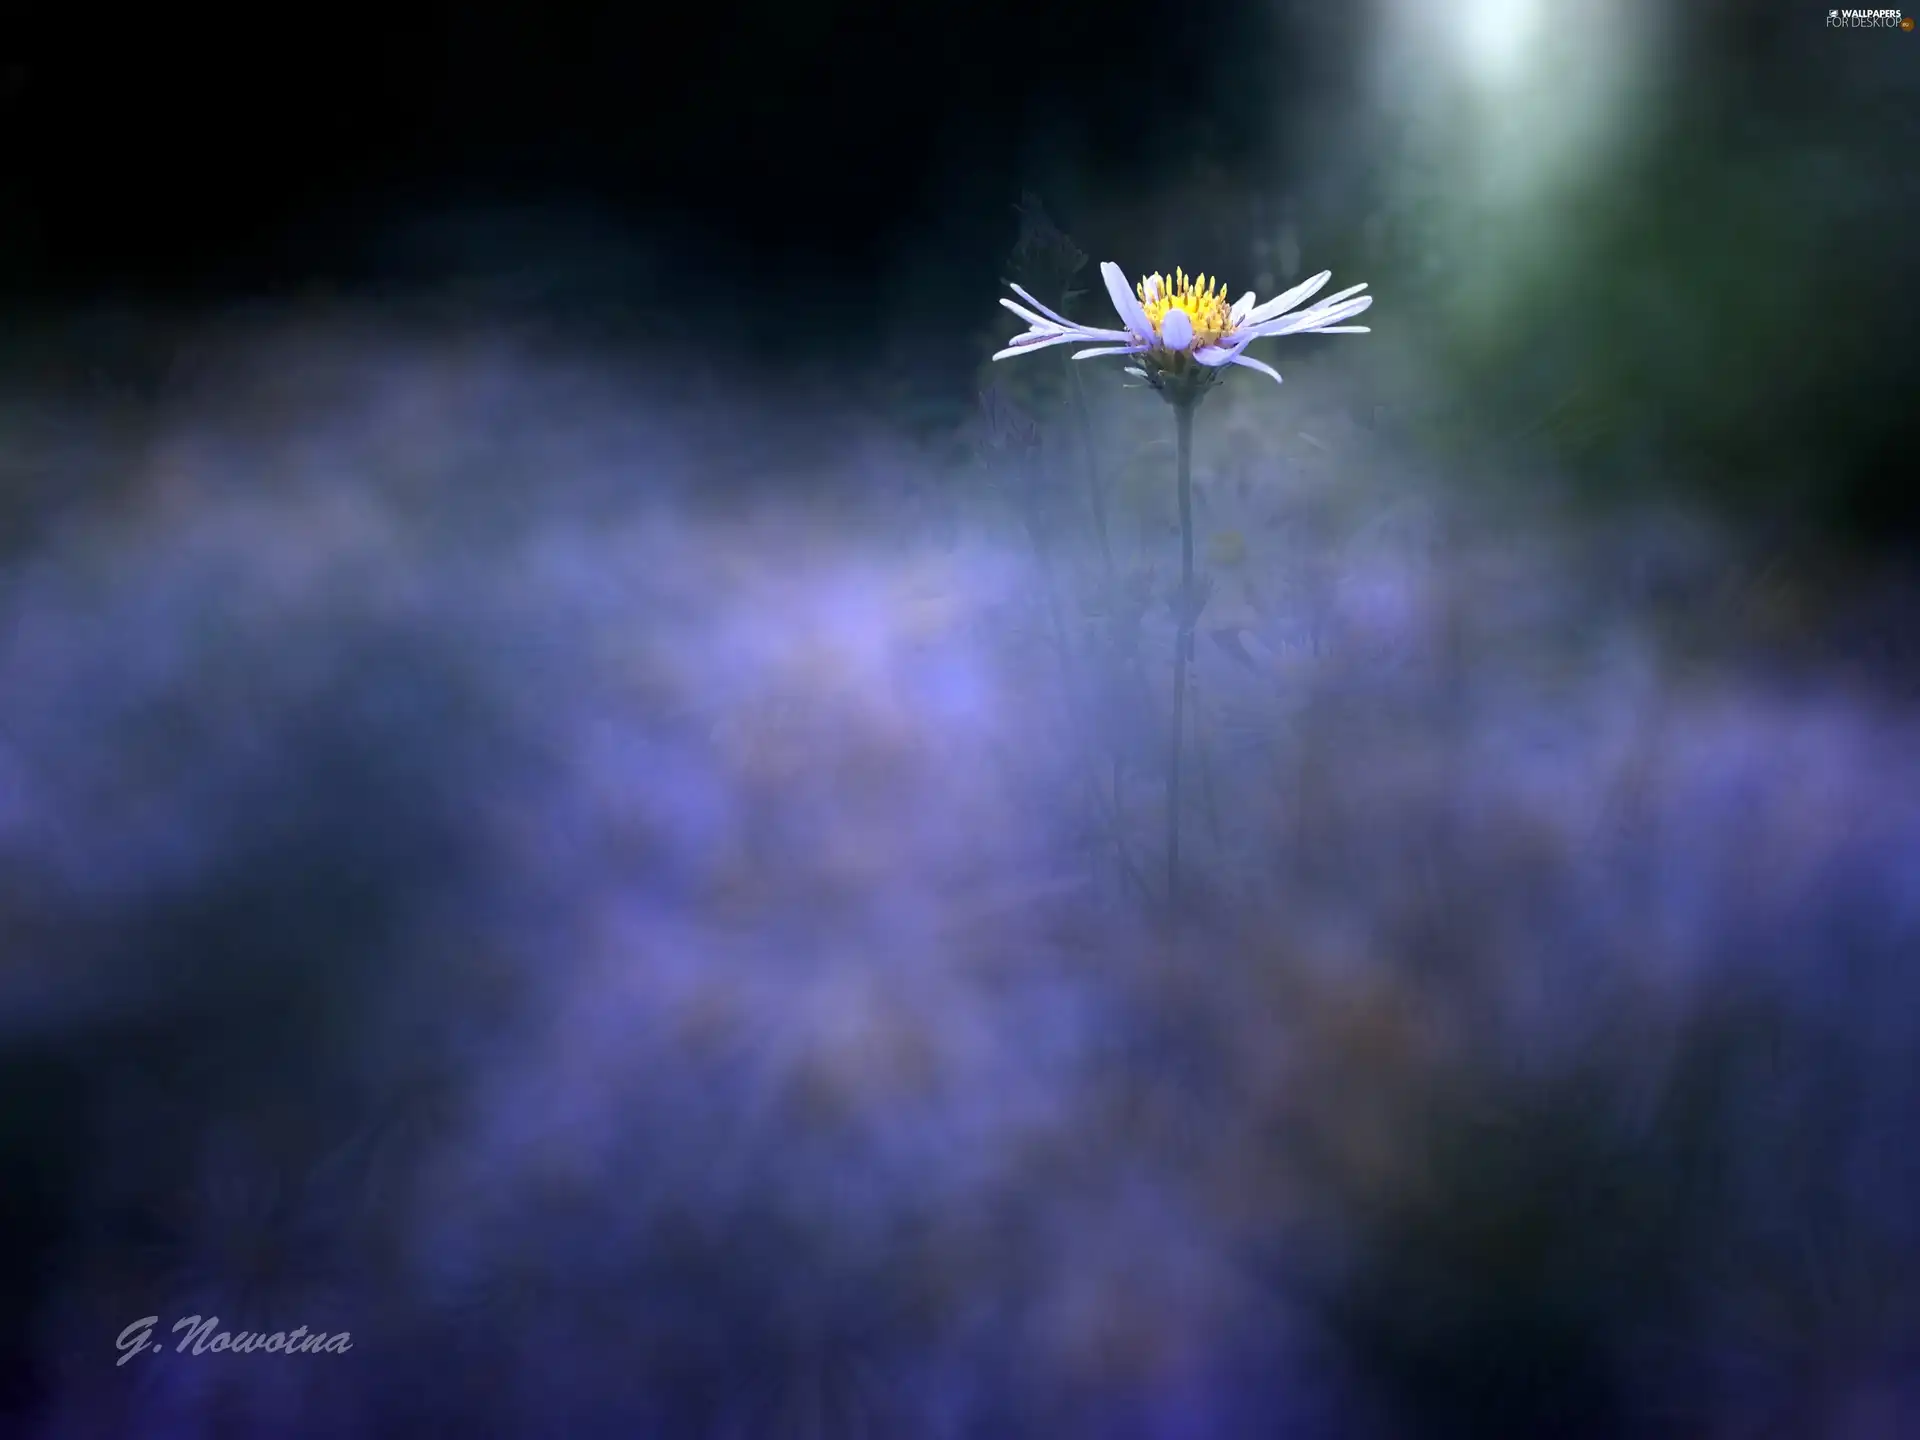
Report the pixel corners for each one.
[1136,268,1234,350]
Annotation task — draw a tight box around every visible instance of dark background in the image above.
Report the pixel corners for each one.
[0,0,1278,347]
[3,1,1916,548]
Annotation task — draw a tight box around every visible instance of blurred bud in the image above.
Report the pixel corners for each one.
[1006,192,1090,311]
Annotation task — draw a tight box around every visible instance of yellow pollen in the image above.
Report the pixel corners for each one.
[1135,267,1234,350]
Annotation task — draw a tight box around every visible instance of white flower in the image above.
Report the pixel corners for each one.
[993,262,1372,386]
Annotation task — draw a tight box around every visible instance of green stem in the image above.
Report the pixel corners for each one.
[1168,396,1196,907]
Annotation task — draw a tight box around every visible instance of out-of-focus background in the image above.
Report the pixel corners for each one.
[3,2,1917,1435]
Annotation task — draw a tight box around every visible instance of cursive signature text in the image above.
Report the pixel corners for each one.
[116,1315,353,1365]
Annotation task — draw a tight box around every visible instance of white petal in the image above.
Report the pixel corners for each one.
[1243,270,1331,326]
[1100,261,1154,339]
[998,297,1066,331]
[1312,326,1371,334]
[1141,273,1164,302]
[1304,281,1369,311]
[1194,338,1251,367]
[1160,308,1194,351]
[997,298,1133,345]
[1301,293,1375,328]
[1229,291,1256,325]
[1244,293,1373,339]
[1071,344,1149,359]
[992,333,1080,360]
[1228,353,1285,385]
[1007,283,1081,329]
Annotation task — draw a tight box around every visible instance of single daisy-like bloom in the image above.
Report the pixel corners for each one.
[994,261,1372,392]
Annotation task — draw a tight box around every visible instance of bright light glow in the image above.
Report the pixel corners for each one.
[1356,0,1671,332]
[1459,0,1545,87]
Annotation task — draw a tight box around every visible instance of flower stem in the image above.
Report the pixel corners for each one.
[1168,394,1197,908]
